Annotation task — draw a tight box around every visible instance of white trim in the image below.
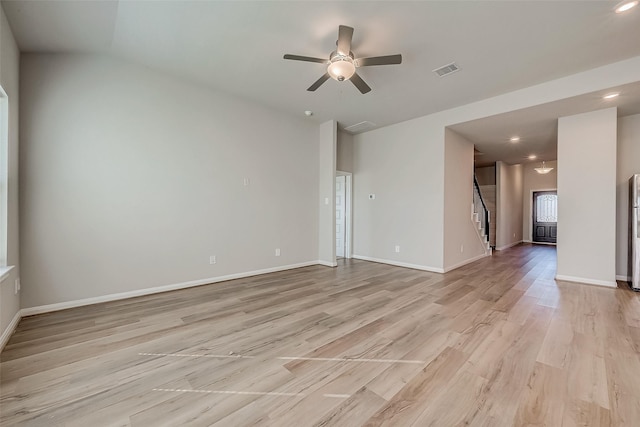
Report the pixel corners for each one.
[0,264,14,283]
[616,275,631,282]
[0,309,21,352]
[351,254,444,273]
[496,240,523,251]
[21,261,320,316]
[555,274,617,288]
[317,260,338,267]
[522,240,532,243]
[335,172,352,260]
[443,252,490,273]
[0,86,8,267]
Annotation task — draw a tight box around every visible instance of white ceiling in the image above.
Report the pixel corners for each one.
[3,0,640,164]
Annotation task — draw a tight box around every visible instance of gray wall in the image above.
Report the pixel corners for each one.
[0,6,21,345]
[318,120,336,265]
[616,113,640,279]
[352,117,445,271]
[496,162,524,250]
[19,54,320,308]
[444,129,489,270]
[337,131,353,173]
[557,108,617,286]
[475,165,496,186]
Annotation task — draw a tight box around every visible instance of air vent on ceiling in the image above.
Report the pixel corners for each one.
[344,121,377,134]
[433,62,460,77]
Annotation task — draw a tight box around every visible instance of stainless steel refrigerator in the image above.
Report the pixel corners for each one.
[630,174,640,291]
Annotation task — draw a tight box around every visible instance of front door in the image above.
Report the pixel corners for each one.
[532,191,557,244]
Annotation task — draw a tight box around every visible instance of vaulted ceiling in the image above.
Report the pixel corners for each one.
[3,0,640,165]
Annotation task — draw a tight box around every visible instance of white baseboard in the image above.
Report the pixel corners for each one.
[522,240,532,243]
[443,252,491,273]
[495,240,523,251]
[0,309,22,352]
[21,261,321,317]
[555,275,617,288]
[616,275,631,282]
[317,260,338,267]
[351,254,444,273]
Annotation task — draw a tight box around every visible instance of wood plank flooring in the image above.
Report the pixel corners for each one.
[1,244,639,426]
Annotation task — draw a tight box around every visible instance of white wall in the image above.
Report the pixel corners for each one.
[444,129,489,271]
[0,6,21,348]
[616,113,640,280]
[352,117,445,271]
[496,162,524,250]
[19,54,320,309]
[522,160,557,242]
[557,108,617,287]
[318,120,336,266]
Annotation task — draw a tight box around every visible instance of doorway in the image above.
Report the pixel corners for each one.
[335,173,352,259]
[532,191,557,244]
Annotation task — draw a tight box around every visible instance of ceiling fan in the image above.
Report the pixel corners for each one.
[283,25,402,94]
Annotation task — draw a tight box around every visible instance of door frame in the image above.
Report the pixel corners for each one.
[531,189,558,245]
[336,171,352,259]
[527,187,558,245]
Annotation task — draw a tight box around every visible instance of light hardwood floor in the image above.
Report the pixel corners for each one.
[1,244,639,426]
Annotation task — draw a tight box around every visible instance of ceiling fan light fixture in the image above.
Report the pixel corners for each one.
[534,161,554,174]
[327,55,356,81]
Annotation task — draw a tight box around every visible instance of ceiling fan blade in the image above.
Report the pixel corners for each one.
[307,73,330,91]
[350,72,371,94]
[337,25,354,56]
[356,54,402,67]
[284,54,328,64]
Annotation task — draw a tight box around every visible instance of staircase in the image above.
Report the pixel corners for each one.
[473,176,491,252]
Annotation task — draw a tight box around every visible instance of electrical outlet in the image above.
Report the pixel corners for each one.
[209,255,216,264]
[513,233,516,238]
[460,244,464,253]
[395,245,400,253]
[17,277,20,291]
[275,248,281,256]
[14,279,19,295]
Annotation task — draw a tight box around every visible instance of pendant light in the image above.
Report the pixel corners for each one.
[534,161,554,174]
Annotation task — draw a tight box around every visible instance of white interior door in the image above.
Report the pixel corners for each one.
[336,175,346,257]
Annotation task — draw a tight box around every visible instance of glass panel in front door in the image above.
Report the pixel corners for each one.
[536,194,557,223]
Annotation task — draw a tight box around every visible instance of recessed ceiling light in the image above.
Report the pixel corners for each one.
[615,1,638,13]
[510,136,520,143]
[304,110,313,116]
[603,92,620,100]
[528,155,537,160]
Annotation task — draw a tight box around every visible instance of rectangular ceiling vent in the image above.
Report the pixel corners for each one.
[344,121,377,134]
[433,62,460,77]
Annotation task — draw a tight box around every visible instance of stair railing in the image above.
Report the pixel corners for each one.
[473,175,490,245]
